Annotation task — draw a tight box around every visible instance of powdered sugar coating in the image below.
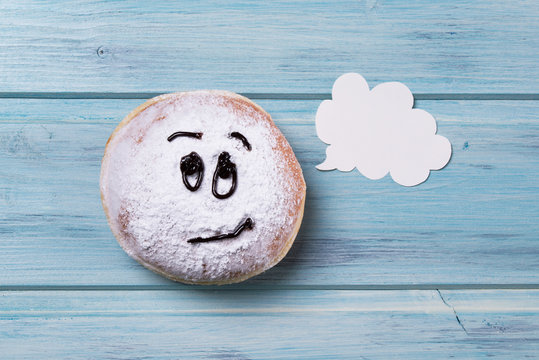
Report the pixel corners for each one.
[101,91,305,284]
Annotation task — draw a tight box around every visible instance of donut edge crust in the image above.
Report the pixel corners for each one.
[100,90,306,285]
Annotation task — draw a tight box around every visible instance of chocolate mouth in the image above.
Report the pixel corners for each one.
[187,218,254,244]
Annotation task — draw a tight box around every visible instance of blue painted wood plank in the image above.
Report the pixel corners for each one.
[0,99,537,286]
[1,290,537,358]
[0,1,538,93]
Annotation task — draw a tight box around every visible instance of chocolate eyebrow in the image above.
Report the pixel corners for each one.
[229,132,251,151]
[167,131,203,142]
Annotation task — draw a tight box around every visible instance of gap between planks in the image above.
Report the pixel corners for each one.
[0,93,538,100]
[1,284,539,291]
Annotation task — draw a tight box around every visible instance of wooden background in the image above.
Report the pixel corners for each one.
[1,1,538,358]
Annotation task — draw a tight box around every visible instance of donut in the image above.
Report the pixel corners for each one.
[100,91,306,284]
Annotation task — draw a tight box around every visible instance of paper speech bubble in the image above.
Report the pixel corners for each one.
[316,73,452,187]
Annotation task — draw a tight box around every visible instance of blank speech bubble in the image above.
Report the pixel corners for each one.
[316,73,452,187]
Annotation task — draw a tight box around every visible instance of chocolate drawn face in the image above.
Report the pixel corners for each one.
[167,130,252,243]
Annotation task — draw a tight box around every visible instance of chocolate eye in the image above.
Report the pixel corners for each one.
[180,152,204,191]
[212,152,237,199]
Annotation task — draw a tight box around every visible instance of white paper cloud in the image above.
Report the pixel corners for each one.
[316,73,452,186]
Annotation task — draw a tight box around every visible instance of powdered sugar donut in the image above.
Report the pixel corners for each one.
[100,91,306,284]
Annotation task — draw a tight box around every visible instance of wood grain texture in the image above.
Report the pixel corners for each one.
[2,1,537,356]
[0,99,537,286]
[0,290,537,359]
[0,0,538,93]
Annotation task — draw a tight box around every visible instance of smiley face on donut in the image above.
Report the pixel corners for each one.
[100,91,306,284]
[167,130,251,242]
